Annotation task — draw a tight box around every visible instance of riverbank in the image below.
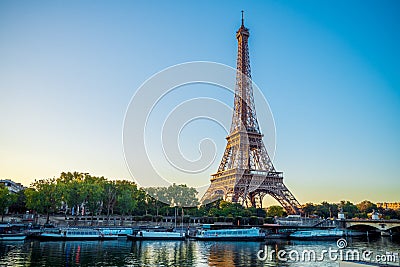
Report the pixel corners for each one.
[2,214,205,228]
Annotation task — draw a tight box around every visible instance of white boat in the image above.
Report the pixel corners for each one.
[0,224,27,241]
[290,229,345,240]
[194,227,265,241]
[0,233,27,241]
[97,227,133,237]
[127,230,185,240]
[38,228,117,241]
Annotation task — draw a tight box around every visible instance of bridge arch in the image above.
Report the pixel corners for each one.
[347,224,379,231]
[345,220,400,231]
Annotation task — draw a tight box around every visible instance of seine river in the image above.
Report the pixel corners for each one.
[0,237,399,266]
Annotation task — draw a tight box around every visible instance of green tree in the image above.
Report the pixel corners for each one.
[8,189,26,214]
[57,172,87,224]
[82,175,105,225]
[103,180,117,225]
[0,185,16,222]
[380,208,399,220]
[144,184,199,216]
[314,202,338,218]
[339,200,359,219]
[135,188,148,216]
[267,205,286,217]
[146,187,168,216]
[215,201,249,217]
[115,180,139,224]
[25,178,62,224]
[24,188,41,212]
[357,200,377,214]
[302,203,316,216]
[162,183,199,207]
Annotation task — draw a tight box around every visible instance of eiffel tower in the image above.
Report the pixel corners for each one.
[201,12,301,214]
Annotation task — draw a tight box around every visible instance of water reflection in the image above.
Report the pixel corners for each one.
[0,237,398,267]
[127,240,197,266]
[28,240,132,266]
[205,242,265,267]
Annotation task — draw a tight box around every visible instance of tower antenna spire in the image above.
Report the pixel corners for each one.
[201,14,302,215]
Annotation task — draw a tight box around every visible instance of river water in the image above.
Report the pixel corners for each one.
[0,237,399,266]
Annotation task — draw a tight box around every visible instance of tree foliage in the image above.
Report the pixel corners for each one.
[339,200,359,218]
[266,205,286,217]
[115,180,139,216]
[146,183,199,208]
[25,178,62,223]
[357,200,377,214]
[0,184,16,222]
[18,171,399,221]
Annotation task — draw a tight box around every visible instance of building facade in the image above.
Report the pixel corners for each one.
[377,202,400,210]
[0,179,25,193]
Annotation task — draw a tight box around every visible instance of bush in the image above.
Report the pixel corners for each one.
[142,215,153,221]
[153,215,163,222]
[133,216,143,221]
[216,216,225,222]
[183,215,190,223]
[249,216,258,225]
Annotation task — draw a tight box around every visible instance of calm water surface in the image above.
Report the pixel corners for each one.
[0,237,399,266]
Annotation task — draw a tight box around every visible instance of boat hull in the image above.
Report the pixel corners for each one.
[37,229,118,241]
[127,232,185,241]
[289,229,345,240]
[193,236,264,241]
[0,233,27,241]
[37,235,106,241]
[97,228,133,237]
[193,227,265,241]
[265,233,291,239]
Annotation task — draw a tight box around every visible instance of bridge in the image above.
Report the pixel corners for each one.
[343,219,400,233]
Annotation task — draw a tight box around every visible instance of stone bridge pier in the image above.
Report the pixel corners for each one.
[343,219,400,236]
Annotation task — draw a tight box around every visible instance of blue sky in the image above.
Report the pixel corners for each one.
[0,0,399,204]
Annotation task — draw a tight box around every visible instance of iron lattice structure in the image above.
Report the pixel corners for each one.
[201,14,301,214]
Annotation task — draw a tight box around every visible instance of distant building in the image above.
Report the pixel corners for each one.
[0,179,25,193]
[376,202,400,210]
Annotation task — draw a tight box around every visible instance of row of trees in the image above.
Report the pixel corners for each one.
[266,200,400,220]
[1,172,399,223]
[23,172,146,225]
[0,184,17,222]
[1,172,202,225]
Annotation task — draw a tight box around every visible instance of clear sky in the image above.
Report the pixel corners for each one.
[0,0,399,205]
